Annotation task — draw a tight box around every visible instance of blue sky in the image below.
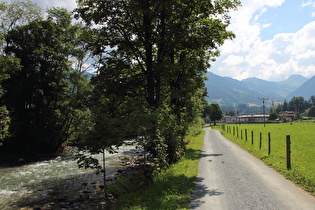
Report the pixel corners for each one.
[211,0,315,81]
[258,0,314,41]
[2,0,315,82]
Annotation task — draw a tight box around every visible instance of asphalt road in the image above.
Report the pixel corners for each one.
[190,127,315,210]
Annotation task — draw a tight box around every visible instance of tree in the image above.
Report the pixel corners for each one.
[208,103,223,125]
[309,96,315,106]
[288,96,306,114]
[276,100,288,113]
[46,8,93,146]
[0,56,21,146]
[283,100,288,111]
[269,112,277,121]
[75,0,240,165]
[306,106,315,117]
[0,0,42,147]
[3,7,90,154]
[227,110,236,116]
[0,0,43,55]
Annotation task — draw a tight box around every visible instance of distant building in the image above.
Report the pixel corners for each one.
[278,111,296,120]
[222,114,269,123]
[222,116,237,123]
[238,114,269,123]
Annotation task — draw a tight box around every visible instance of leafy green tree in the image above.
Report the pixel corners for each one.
[306,106,315,117]
[3,8,90,154]
[283,100,288,111]
[0,0,42,55]
[227,110,236,116]
[288,96,306,114]
[207,103,223,125]
[269,112,277,121]
[203,102,212,120]
[75,0,240,165]
[276,100,288,113]
[46,8,93,146]
[0,0,42,147]
[0,56,21,146]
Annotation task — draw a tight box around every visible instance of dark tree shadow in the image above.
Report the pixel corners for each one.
[112,173,200,209]
[200,153,223,158]
[185,148,203,160]
[185,148,223,160]
[190,177,224,209]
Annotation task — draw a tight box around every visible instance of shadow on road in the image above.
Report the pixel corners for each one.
[190,177,224,209]
[200,153,223,158]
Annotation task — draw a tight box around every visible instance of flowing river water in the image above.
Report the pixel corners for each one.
[0,143,141,209]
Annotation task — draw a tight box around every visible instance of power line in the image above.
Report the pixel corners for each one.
[258,97,269,127]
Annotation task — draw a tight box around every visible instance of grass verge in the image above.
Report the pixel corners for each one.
[215,123,315,196]
[113,130,205,209]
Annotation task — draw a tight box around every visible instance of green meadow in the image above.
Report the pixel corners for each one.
[220,122,315,195]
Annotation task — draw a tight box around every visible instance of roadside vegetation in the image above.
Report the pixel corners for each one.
[0,0,241,208]
[111,130,205,209]
[217,122,315,196]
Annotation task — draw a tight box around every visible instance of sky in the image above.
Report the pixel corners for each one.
[2,0,315,82]
[212,0,315,82]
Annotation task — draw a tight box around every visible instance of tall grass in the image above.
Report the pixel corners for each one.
[220,122,315,195]
[113,130,205,209]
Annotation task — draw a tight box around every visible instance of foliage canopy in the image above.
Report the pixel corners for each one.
[75,0,240,164]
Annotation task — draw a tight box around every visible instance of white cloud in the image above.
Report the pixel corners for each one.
[211,0,315,82]
[302,0,315,8]
[223,55,244,65]
[284,21,315,56]
[220,0,285,55]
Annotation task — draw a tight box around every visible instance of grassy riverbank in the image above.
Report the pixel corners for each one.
[218,122,315,196]
[113,130,205,209]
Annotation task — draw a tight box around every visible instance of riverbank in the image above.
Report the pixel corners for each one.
[0,144,143,209]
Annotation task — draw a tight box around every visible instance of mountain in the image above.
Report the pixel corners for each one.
[204,72,264,106]
[242,74,308,98]
[204,72,312,106]
[286,75,315,100]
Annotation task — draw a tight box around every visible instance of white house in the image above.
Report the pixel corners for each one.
[238,114,269,122]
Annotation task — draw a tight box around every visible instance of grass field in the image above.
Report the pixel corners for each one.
[219,122,315,195]
[112,130,205,209]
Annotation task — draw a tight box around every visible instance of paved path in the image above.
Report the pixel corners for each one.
[190,127,315,210]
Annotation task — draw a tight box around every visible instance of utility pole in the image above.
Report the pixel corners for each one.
[258,97,269,127]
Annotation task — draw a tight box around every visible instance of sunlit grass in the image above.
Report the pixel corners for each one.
[114,130,205,209]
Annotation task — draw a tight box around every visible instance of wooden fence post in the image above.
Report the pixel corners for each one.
[251,131,254,145]
[241,130,243,140]
[286,135,291,170]
[259,132,262,149]
[268,132,271,155]
[245,129,247,142]
[237,127,239,138]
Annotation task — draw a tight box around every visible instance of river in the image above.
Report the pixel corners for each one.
[0,143,141,209]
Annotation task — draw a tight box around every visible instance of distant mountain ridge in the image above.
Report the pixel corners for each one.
[204,72,314,106]
[242,74,308,98]
[286,75,315,100]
